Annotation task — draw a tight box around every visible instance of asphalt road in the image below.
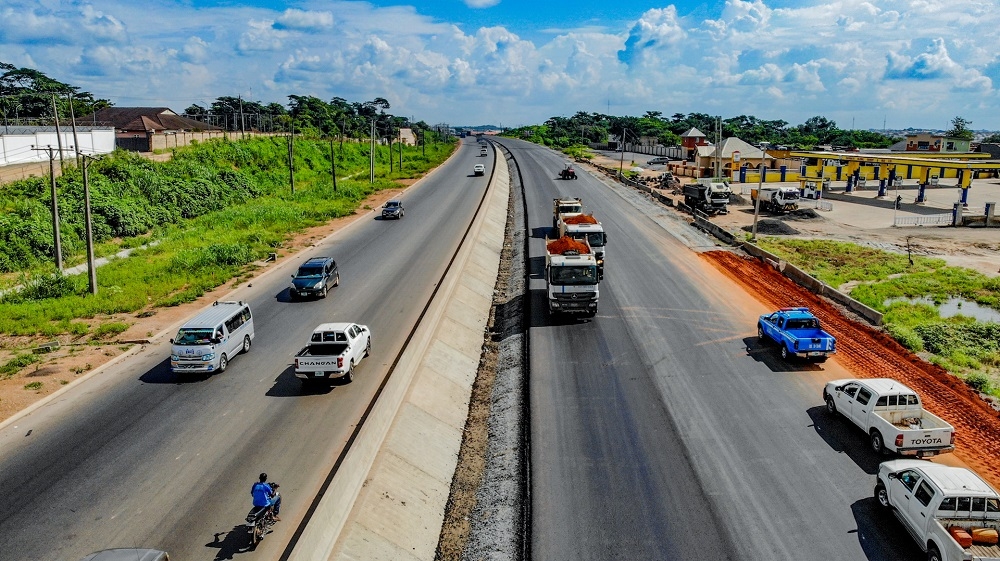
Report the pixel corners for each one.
[495,138,924,561]
[0,137,492,561]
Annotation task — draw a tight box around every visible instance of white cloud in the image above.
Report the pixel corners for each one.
[2,0,1000,128]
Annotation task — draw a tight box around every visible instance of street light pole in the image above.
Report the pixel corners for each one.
[81,154,100,294]
[751,142,768,242]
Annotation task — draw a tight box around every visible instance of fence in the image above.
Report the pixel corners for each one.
[893,213,953,227]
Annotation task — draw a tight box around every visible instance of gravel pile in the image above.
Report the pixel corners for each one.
[741,219,800,235]
[785,208,820,220]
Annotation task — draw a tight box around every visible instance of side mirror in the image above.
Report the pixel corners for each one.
[169,338,174,344]
[291,274,295,278]
[212,338,221,345]
[887,472,899,480]
[834,385,843,392]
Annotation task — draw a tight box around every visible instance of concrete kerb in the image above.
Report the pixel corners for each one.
[282,153,509,560]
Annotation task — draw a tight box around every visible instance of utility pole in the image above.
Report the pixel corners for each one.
[370,119,375,183]
[52,94,66,172]
[81,154,99,294]
[330,139,338,192]
[239,95,246,140]
[751,142,768,241]
[619,126,627,174]
[67,92,81,168]
[288,125,295,195]
[388,124,394,174]
[31,144,70,271]
[398,127,402,171]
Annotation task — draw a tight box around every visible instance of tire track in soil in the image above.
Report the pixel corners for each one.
[703,250,1000,487]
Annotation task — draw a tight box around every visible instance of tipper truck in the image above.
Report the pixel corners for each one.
[545,236,600,317]
[683,180,731,214]
[558,214,607,278]
[750,186,800,213]
[553,197,584,229]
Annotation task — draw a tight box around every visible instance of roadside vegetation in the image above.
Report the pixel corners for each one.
[757,238,1000,396]
[0,135,455,337]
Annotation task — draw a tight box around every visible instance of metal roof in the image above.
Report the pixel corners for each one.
[179,301,248,329]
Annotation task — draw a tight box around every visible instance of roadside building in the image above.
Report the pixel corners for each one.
[76,107,224,152]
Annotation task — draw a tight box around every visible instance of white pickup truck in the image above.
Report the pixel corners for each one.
[876,460,1000,561]
[294,322,371,385]
[824,378,955,457]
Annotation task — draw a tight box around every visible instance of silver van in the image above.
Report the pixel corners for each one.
[170,301,254,374]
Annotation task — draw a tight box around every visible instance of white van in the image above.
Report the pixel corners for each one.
[170,301,254,374]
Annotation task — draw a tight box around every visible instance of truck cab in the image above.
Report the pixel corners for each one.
[553,197,584,229]
[545,236,599,317]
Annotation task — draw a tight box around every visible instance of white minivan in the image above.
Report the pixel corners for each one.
[170,301,254,374]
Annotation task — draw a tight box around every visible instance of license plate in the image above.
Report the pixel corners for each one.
[808,352,824,356]
[314,372,324,377]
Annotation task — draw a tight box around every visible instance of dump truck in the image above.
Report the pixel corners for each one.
[750,186,800,213]
[683,180,731,214]
[545,236,600,317]
[553,197,584,229]
[558,214,607,278]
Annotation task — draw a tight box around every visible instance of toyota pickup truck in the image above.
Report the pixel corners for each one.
[757,307,836,362]
[294,322,371,385]
[876,460,1000,561]
[824,378,955,456]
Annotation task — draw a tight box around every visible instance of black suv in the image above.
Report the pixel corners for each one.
[289,256,339,299]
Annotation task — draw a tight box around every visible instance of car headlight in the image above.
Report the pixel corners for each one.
[170,354,180,361]
[315,281,324,289]
[551,302,561,308]
[202,353,216,361]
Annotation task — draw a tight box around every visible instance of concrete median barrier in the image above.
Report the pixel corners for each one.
[285,153,509,561]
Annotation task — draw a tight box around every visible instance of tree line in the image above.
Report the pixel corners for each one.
[508,111,908,151]
[0,61,443,143]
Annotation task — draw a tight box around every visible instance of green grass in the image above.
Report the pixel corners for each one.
[0,136,456,336]
[92,322,130,339]
[757,237,1000,397]
[1,354,39,379]
[23,381,43,391]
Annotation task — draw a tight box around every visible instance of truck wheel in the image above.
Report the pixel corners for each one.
[780,346,789,360]
[334,273,340,287]
[927,545,942,561]
[218,353,228,373]
[321,285,328,298]
[870,430,885,454]
[874,483,889,509]
[242,335,251,354]
[757,325,766,342]
[343,361,354,384]
[364,338,371,358]
[825,396,837,416]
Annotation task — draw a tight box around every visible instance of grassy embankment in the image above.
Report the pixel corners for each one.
[0,136,455,370]
[757,238,1000,396]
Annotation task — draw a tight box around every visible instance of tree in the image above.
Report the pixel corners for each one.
[981,133,1000,144]
[945,116,974,141]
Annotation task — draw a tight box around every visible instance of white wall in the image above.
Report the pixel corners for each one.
[0,128,116,165]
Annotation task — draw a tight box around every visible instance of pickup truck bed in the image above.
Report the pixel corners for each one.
[297,343,348,357]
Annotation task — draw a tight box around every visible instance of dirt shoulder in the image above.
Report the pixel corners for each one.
[0,182,413,424]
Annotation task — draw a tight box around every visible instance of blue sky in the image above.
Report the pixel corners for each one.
[3,0,1000,130]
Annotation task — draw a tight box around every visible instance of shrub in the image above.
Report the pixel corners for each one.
[1,354,38,378]
[966,373,993,393]
[92,322,130,340]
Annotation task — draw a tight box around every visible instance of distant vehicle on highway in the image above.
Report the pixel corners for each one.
[757,307,836,362]
[294,322,371,385]
[289,256,339,300]
[382,200,404,219]
[170,301,254,374]
[473,164,485,176]
[559,164,577,180]
[646,157,670,165]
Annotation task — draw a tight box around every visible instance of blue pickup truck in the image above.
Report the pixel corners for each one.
[757,307,836,362]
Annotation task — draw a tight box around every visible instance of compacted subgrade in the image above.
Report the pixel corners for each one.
[703,250,1000,486]
[436,145,528,561]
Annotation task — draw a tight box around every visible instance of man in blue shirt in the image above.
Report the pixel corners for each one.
[251,472,281,521]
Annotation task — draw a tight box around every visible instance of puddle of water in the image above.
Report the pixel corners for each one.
[885,296,1000,323]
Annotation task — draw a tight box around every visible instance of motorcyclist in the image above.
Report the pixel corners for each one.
[251,472,281,521]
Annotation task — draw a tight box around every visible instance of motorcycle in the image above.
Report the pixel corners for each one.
[246,483,280,546]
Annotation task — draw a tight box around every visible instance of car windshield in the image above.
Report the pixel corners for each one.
[585,233,605,247]
[296,266,323,278]
[174,328,215,345]
[385,202,400,208]
[550,265,598,285]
